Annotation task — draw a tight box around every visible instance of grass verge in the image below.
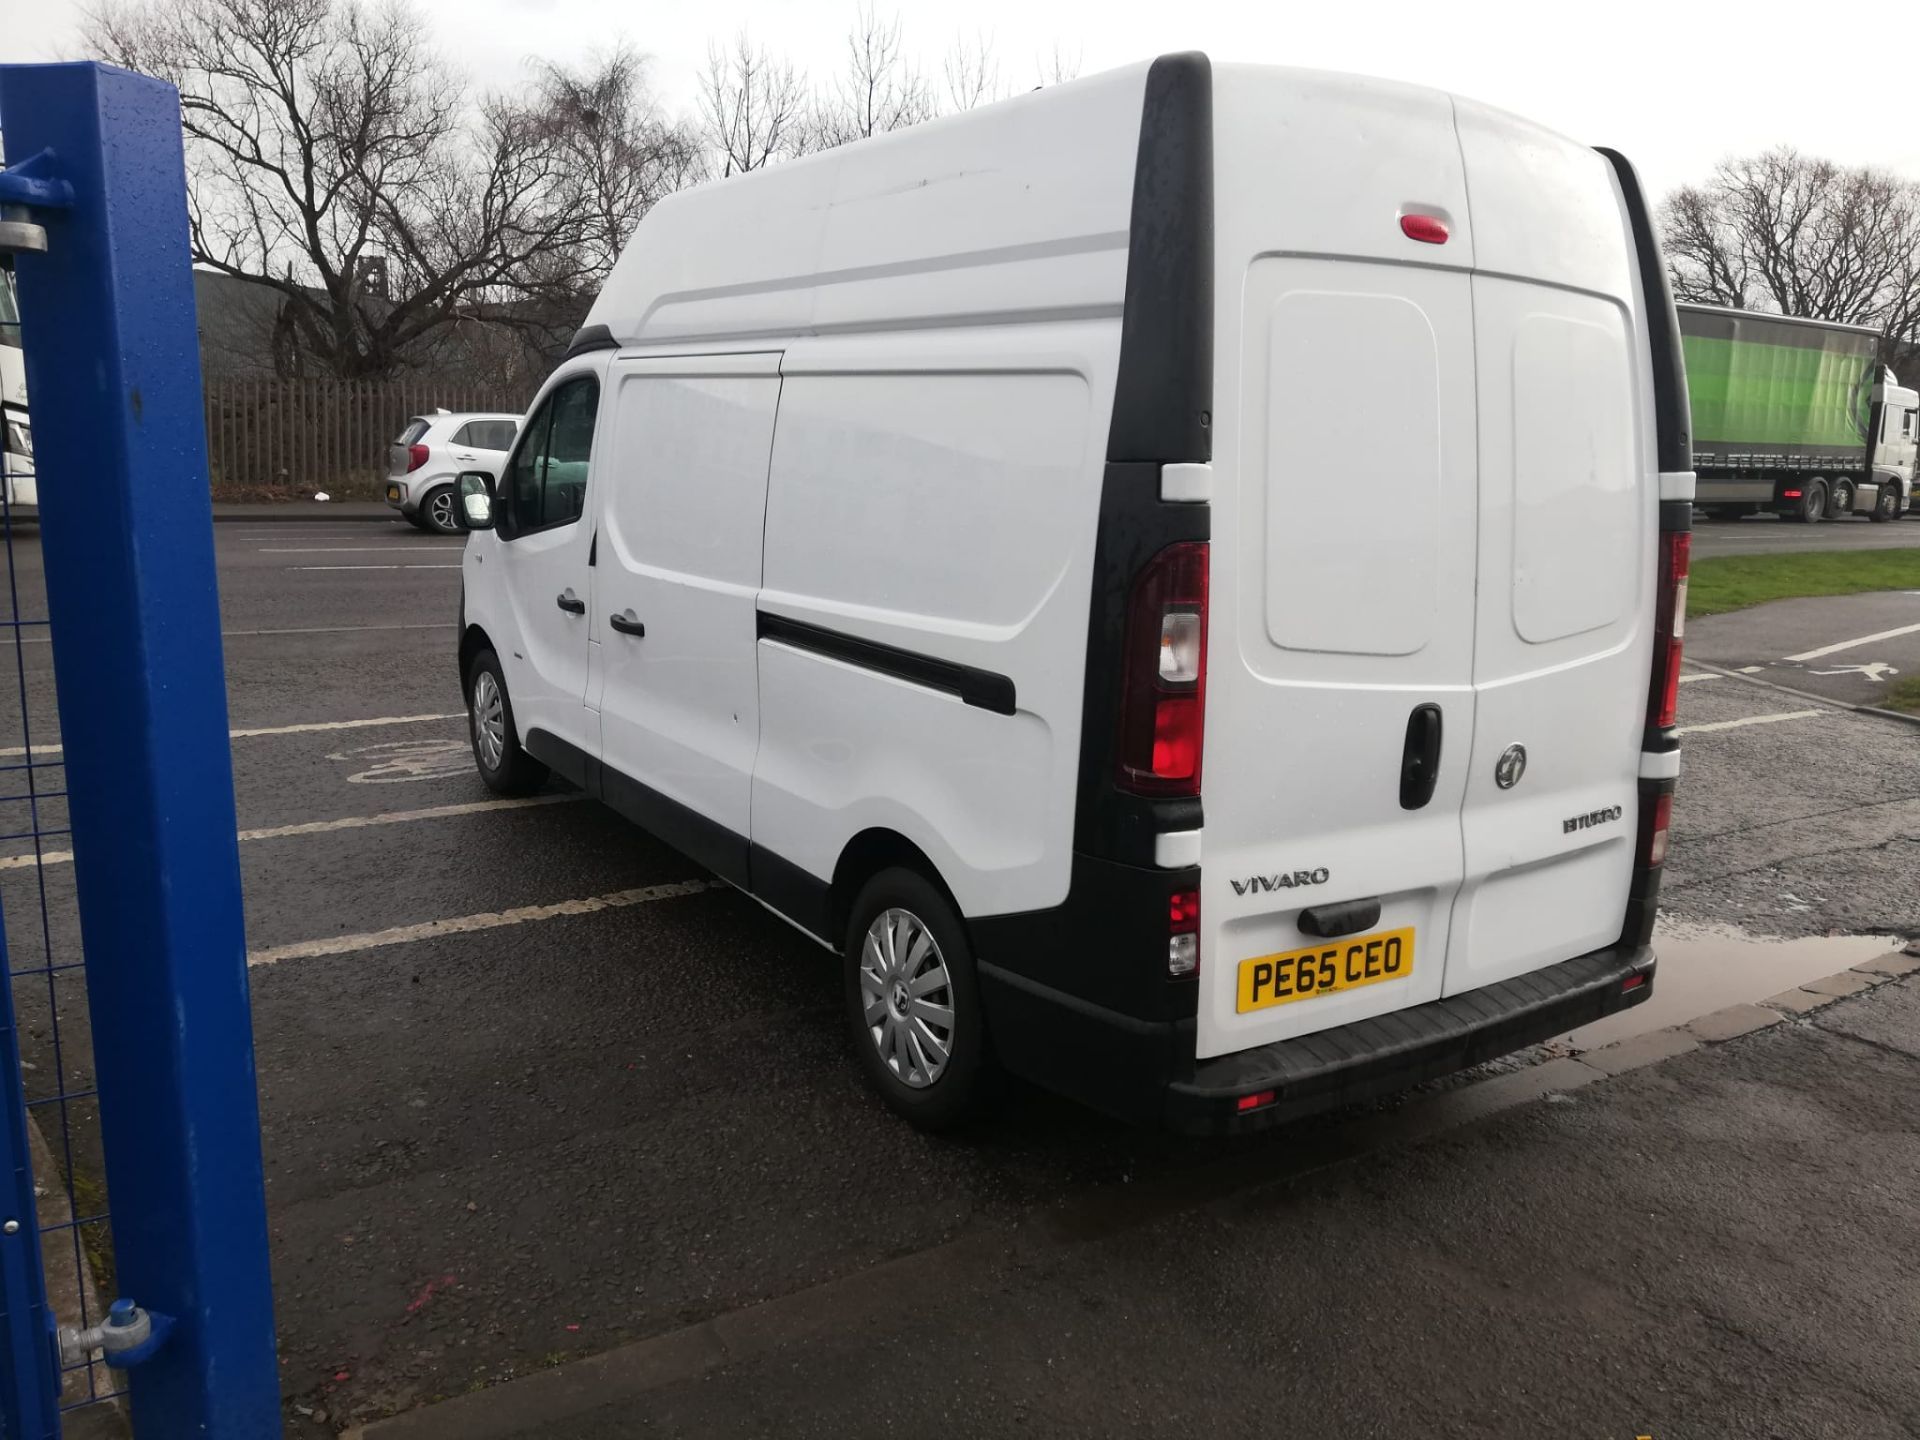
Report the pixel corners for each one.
[1881,675,1920,715]
[1688,548,1920,619]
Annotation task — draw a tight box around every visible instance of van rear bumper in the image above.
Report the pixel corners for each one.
[978,943,1654,1135]
[1166,945,1655,1135]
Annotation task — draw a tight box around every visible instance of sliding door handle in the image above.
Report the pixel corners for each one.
[609,611,645,638]
[555,590,586,616]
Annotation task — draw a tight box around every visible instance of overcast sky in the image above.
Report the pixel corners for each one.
[2,0,1911,203]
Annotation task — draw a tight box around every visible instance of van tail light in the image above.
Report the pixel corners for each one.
[1636,790,1673,870]
[1117,542,1209,796]
[1648,530,1690,730]
[1168,888,1199,977]
[407,443,430,473]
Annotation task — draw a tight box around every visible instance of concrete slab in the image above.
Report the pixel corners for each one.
[1801,971,1877,998]
[1686,1003,1783,1042]
[1762,988,1831,1015]
[1855,952,1920,978]
[1578,1027,1701,1075]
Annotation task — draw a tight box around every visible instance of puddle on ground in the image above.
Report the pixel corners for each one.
[1562,919,1902,1051]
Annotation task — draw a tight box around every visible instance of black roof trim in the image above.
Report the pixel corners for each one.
[565,323,618,358]
[1107,52,1214,464]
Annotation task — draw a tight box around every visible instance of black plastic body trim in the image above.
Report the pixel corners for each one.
[1107,53,1214,464]
[976,940,1654,1133]
[757,612,1016,715]
[566,323,618,358]
[1598,147,1691,478]
[524,728,750,888]
[749,842,834,944]
[1166,945,1655,1135]
[1298,899,1383,940]
[1619,774,1678,951]
[521,729,834,946]
[972,851,1200,1031]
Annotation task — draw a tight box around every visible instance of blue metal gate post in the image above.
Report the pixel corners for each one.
[0,902,60,1438]
[0,62,282,1436]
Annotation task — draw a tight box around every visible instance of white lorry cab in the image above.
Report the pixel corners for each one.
[455,55,1694,1133]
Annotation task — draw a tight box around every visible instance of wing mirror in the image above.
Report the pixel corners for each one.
[456,472,495,531]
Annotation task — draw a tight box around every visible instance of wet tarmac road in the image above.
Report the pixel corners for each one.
[0,517,1914,1430]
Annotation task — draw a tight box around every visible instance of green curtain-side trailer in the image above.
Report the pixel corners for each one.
[1678,303,1898,519]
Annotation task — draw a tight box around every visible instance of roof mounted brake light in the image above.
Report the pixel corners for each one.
[1400,213,1449,245]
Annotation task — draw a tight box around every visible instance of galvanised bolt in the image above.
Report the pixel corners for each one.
[2,1219,19,1234]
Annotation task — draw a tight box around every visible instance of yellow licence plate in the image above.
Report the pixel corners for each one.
[1236,927,1415,1014]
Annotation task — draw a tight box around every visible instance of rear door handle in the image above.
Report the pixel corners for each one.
[1299,898,1383,939]
[555,590,585,615]
[609,611,645,638]
[1400,703,1443,810]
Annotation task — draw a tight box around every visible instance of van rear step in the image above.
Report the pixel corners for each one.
[1167,946,1655,1135]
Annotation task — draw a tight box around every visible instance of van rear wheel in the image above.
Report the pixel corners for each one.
[843,868,985,1130]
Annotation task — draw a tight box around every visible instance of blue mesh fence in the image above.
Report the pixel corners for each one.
[1,302,126,1423]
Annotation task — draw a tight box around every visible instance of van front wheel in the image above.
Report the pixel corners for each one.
[465,650,550,796]
[844,868,985,1130]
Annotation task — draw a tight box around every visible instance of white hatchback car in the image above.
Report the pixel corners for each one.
[386,411,520,533]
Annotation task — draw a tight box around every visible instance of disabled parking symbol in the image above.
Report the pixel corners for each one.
[329,736,471,784]
[1809,661,1899,684]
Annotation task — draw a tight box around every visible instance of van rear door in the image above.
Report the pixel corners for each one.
[1442,103,1654,996]
[1198,74,1482,1061]
[1197,74,1655,1062]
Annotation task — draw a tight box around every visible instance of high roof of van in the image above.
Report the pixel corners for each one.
[582,56,1555,354]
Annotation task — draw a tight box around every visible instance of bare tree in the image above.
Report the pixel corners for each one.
[698,31,812,176]
[531,45,704,287]
[1661,148,1920,363]
[942,31,1002,112]
[812,4,934,148]
[83,0,604,379]
[1033,41,1082,88]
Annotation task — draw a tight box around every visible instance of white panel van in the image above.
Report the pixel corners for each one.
[454,54,1695,1133]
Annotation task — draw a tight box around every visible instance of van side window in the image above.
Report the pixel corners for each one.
[543,380,598,526]
[502,377,598,536]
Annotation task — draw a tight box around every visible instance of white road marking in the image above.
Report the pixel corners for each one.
[0,794,580,871]
[262,546,463,554]
[226,623,453,638]
[1677,673,1718,684]
[1739,665,1765,673]
[1786,621,1920,663]
[1676,709,1824,736]
[0,712,462,759]
[292,564,463,571]
[330,737,469,783]
[246,880,715,968]
[1810,661,1898,683]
